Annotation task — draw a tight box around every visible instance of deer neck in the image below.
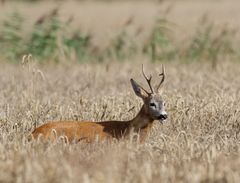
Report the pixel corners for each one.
[129,105,154,132]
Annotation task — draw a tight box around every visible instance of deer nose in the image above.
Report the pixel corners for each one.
[158,114,168,120]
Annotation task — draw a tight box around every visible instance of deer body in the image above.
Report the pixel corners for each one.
[31,66,167,143]
[31,106,155,143]
[31,121,131,143]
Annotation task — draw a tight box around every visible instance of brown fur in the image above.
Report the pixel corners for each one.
[31,106,155,143]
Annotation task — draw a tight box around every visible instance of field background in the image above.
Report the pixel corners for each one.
[0,0,240,183]
[1,0,240,45]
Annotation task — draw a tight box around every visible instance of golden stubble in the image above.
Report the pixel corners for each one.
[0,60,239,182]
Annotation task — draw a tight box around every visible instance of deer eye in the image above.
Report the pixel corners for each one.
[150,103,156,108]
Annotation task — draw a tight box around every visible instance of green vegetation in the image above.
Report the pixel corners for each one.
[0,10,92,63]
[143,18,177,62]
[106,31,137,60]
[0,11,239,64]
[0,12,24,61]
[183,16,237,67]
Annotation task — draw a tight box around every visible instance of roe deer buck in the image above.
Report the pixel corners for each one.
[31,65,167,143]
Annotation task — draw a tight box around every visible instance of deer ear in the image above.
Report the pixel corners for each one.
[130,79,149,99]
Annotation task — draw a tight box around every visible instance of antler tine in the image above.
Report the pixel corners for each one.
[156,65,165,92]
[142,64,154,94]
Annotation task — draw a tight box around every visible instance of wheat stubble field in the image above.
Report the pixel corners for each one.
[0,0,240,183]
[0,61,239,182]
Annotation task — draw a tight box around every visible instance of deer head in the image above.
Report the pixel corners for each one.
[130,65,167,122]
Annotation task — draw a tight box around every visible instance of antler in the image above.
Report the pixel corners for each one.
[142,64,154,94]
[156,65,165,93]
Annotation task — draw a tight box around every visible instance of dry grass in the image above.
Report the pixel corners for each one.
[0,60,239,183]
